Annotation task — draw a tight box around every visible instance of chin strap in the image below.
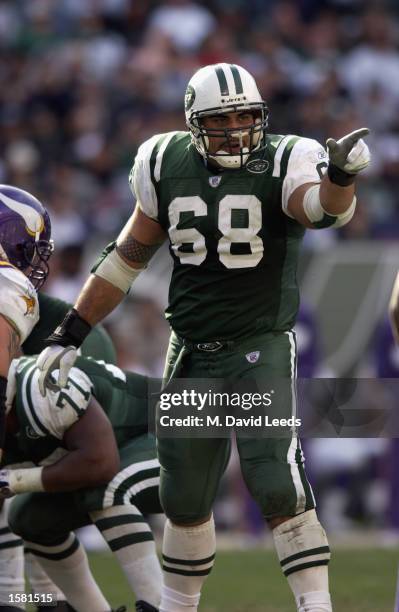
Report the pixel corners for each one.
[209,147,250,169]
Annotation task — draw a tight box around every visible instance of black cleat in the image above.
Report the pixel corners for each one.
[135,602,158,612]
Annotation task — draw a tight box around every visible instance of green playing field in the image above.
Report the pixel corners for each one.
[83,548,397,612]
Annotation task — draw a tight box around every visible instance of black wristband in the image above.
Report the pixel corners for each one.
[327,163,356,187]
[46,308,92,349]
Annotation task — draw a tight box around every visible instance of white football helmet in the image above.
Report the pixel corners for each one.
[185,63,269,169]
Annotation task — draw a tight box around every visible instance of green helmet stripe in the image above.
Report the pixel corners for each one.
[230,65,243,94]
[215,65,229,96]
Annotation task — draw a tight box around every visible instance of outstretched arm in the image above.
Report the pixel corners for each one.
[75,205,166,326]
[36,205,166,394]
[288,128,370,229]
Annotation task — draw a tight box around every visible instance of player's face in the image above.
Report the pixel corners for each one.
[201,111,256,156]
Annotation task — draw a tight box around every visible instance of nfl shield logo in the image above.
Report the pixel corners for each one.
[209,176,222,188]
[245,351,260,363]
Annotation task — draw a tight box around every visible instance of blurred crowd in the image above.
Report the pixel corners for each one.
[1,0,399,246]
[1,0,399,536]
[0,0,397,362]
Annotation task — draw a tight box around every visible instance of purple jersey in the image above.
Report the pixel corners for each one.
[295,304,320,378]
[375,318,399,378]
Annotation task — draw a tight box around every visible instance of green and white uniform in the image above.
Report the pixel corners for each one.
[0,268,118,602]
[131,131,327,341]
[6,356,161,545]
[129,132,324,522]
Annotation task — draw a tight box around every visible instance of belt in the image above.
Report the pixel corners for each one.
[178,337,236,353]
[191,341,225,352]
[164,337,232,388]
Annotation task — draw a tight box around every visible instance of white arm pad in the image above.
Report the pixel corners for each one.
[94,247,142,294]
[303,184,356,229]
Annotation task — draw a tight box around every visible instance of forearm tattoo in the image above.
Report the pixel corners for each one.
[7,327,20,361]
[117,236,161,264]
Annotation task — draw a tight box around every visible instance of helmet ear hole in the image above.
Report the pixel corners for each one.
[22,241,35,264]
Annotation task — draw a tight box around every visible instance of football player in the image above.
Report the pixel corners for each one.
[2,355,161,612]
[0,185,118,611]
[3,293,118,612]
[0,185,61,612]
[0,185,53,459]
[36,63,371,612]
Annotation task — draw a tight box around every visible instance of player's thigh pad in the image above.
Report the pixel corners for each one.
[159,436,230,524]
[233,331,314,518]
[238,436,314,518]
[8,492,88,544]
[160,333,231,524]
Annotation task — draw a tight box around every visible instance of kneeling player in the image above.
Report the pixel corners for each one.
[2,355,162,612]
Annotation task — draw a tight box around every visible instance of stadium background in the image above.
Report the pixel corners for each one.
[1,0,398,609]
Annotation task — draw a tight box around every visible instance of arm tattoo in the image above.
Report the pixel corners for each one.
[7,327,20,361]
[117,236,161,265]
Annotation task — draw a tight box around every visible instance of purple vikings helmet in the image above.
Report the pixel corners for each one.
[0,185,53,289]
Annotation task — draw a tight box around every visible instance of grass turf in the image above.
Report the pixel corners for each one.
[82,548,397,611]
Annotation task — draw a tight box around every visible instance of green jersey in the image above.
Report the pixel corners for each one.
[22,293,117,364]
[4,355,149,467]
[130,131,327,341]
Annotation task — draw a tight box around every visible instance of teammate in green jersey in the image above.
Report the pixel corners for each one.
[0,291,118,612]
[36,63,371,612]
[1,355,161,612]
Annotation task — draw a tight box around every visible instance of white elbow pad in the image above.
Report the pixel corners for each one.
[94,246,142,294]
[303,184,356,229]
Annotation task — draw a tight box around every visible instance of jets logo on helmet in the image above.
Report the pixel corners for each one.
[184,85,196,111]
[0,185,53,289]
[185,63,269,169]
